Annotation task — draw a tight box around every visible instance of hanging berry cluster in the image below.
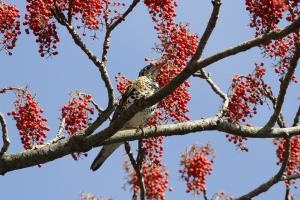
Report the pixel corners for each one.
[114,73,132,95]
[274,137,300,188]
[156,24,198,122]
[179,144,214,195]
[124,159,170,200]
[0,3,21,55]
[224,63,272,151]
[61,93,94,136]
[23,0,126,57]
[61,93,94,160]
[8,92,50,150]
[23,0,59,57]
[145,0,198,123]
[245,0,300,81]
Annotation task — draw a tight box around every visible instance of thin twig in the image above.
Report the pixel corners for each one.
[194,69,229,117]
[52,7,115,131]
[0,86,26,94]
[190,0,221,63]
[265,93,286,128]
[237,137,291,200]
[124,142,146,200]
[0,112,9,157]
[203,190,209,200]
[108,0,141,32]
[285,187,291,200]
[265,43,300,128]
[293,105,300,126]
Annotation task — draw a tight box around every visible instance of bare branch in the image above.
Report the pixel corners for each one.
[265,93,286,128]
[203,190,209,200]
[124,142,146,200]
[0,113,9,157]
[109,0,141,31]
[265,44,300,128]
[3,116,300,174]
[194,69,229,117]
[52,8,115,131]
[237,138,291,200]
[0,86,26,94]
[190,0,221,62]
[293,105,300,126]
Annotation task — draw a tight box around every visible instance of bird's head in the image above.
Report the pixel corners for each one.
[138,62,163,80]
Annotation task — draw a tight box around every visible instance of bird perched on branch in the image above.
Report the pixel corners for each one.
[90,63,162,171]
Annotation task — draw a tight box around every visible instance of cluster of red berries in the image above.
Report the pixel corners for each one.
[145,0,198,123]
[0,3,21,55]
[23,0,126,56]
[224,63,272,151]
[124,160,170,200]
[8,92,50,150]
[245,0,286,36]
[70,0,106,30]
[24,0,59,57]
[61,93,94,136]
[156,24,198,122]
[179,144,214,195]
[114,73,132,95]
[274,137,300,187]
[144,0,177,30]
[245,0,299,82]
[61,93,94,160]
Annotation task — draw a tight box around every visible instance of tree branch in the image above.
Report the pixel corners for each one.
[265,43,300,128]
[0,86,26,94]
[194,69,229,116]
[108,0,141,32]
[2,116,300,174]
[124,142,146,200]
[237,137,291,200]
[293,105,300,126]
[265,93,286,128]
[190,0,221,62]
[0,113,9,157]
[52,8,115,132]
[280,174,300,182]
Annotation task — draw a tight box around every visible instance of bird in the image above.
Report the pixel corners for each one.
[90,63,162,171]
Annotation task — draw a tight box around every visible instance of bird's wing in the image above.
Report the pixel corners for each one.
[111,84,137,122]
[90,84,138,171]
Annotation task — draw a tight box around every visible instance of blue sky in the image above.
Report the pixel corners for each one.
[1,0,300,199]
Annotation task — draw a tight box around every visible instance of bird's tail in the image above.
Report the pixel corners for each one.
[90,143,121,171]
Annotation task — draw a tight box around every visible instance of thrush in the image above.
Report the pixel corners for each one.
[90,63,161,171]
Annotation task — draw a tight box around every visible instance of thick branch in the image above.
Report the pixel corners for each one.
[2,116,300,174]
[237,138,291,200]
[0,113,9,157]
[265,44,300,128]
